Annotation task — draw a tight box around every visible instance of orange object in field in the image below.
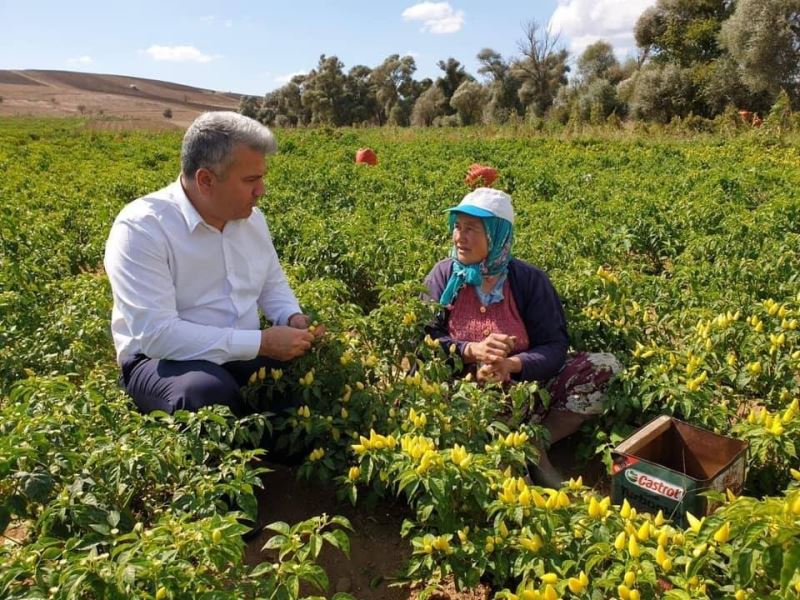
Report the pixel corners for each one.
[465,163,498,188]
[355,147,378,166]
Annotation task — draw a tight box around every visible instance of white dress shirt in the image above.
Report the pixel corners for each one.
[104,178,301,365]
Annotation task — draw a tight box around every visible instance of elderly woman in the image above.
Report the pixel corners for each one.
[423,187,620,487]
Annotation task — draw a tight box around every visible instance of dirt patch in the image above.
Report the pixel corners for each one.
[3,520,30,545]
[549,435,611,494]
[244,433,608,599]
[245,463,413,600]
[409,577,492,600]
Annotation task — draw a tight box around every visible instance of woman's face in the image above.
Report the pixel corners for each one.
[452,213,489,265]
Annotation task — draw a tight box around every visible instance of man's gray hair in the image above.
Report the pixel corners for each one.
[181,111,277,178]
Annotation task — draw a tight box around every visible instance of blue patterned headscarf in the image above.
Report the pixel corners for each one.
[439,213,514,307]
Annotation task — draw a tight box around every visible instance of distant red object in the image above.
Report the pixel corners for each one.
[355,147,378,166]
[738,109,762,127]
[465,163,498,188]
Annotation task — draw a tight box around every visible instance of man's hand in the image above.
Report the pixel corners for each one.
[465,333,516,364]
[259,326,315,361]
[288,313,326,339]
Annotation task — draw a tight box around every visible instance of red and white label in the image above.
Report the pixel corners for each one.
[612,455,639,474]
[625,469,685,501]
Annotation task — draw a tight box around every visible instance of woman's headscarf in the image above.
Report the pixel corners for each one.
[439,188,515,307]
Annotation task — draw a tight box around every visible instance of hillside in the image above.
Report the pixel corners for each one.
[0,69,242,129]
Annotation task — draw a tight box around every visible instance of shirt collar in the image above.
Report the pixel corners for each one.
[475,273,508,306]
[171,177,206,232]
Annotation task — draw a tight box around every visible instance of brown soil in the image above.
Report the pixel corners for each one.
[0,69,241,128]
[549,436,611,494]
[244,435,608,600]
[3,521,30,545]
[414,578,492,600]
[245,463,413,600]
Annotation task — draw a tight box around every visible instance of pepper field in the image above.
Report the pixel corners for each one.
[1,118,799,599]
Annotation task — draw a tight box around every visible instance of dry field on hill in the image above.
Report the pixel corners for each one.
[0,69,241,129]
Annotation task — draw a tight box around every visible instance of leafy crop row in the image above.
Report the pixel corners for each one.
[1,118,798,598]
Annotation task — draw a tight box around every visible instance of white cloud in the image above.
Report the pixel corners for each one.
[274,71,306,85]
[67,56,93,65]
[145,45,218,63]
[549,0,656,57]
[404,51,421,60]
[402,2,464,34]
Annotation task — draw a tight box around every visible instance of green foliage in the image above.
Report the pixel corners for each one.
[764,89,795,133]
[720,0,800,107]
[632,0,798,120]
[576,41,620,84]
[631,64,695,123]
[242,8,799,127]
[2,118,800,597]
[635,0,733,67]
[450,80,488,125]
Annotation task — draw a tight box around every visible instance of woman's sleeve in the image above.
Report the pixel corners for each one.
[512,268,569,382]
[421,261,469,357]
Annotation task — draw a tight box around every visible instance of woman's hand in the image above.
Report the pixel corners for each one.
[476,356,522,384]
[464,333,516,364]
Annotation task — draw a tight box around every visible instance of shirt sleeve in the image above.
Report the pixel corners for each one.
[510,266,569,382]
[422,260,470,358]
[256,219,302,326]
[104,218,262,364]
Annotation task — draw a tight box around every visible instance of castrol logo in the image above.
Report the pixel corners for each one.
[625,469,684,501]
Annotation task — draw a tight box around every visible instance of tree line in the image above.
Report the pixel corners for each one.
[240,0,800,127]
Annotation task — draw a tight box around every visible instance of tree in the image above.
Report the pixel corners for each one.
[630,64,694,122]
[261,75,309,127]
[720,0,800,108]
[238,96,260,119]
[450,80,489,125]
[635,0,734,67]
[477,48,523,123]
[580,79,624,122]
[370,54,417,125]
[633,0,737,119]
[577,41,620,84]
[511,21,569,117]
[301,55,348,125]
[700,55,760,114]
[405,77,434,119]
[343,65,378,125]
[411,84,446,126]
[435,58,473,113]
[551,42,633,124]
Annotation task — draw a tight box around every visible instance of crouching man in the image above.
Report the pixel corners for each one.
[104,111,322,416]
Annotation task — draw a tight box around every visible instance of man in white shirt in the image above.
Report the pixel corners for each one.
[104,111,322,416]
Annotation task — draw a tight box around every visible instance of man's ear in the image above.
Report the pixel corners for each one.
[196,168,215,192]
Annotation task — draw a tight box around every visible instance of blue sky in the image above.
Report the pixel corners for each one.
[0,1,655,96]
